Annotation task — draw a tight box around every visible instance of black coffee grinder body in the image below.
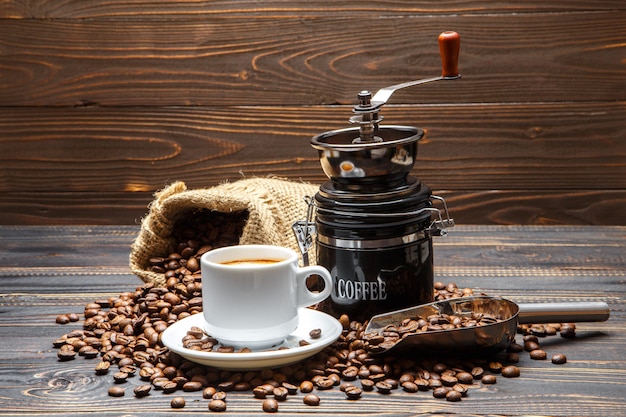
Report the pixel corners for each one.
[293,31,460,321]
[315,176,436,321]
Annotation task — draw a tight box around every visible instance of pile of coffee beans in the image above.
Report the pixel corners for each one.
[52,208,574,412]
[362,310,503,353]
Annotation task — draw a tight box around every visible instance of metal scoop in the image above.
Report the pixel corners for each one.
[363,296,610,354]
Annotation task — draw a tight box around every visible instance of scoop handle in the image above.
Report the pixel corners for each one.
[517,301,610,324]
[439,31,460,78]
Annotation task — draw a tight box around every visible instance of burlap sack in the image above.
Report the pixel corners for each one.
[130,177,319,286]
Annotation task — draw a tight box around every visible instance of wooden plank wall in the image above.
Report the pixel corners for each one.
[0,1,624,225]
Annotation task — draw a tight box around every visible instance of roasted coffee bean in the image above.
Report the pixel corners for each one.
[170,397,186,409]
[470,366,484,380]
[299,380,314,393]
[108,386,125,397]
[182,381,203,392]
[303,394,320,406]
[481,374,497,384]
[432,387,450,398]
[345,387,362,400]
[401,381,419,393]
[524,341,540,352]
[212,391,227,401]
[446,389,463,402]
[360,379,375,391]
[162,381,178,394]
[95,361,110,375]
[209,399,227,412]
[530,349,548,360]
[456,372,474,384]
[501,365,521,378]
[57,349,77,361]
[315,377,335,390]
[134,384,152,397]
[309,328,322,339]
[552,353,567,364]
[203,386,217,399]
[113,371,129,383]
[281,382,298,395]
[273,386,289,401]
[262,398,279,413]
[452,383,468,396]
[375,381,393,394]
[56,314,71,324]
[488,361,503,373]
[253,386,268,399]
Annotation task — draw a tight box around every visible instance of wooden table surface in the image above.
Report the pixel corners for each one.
[1,225,625,417]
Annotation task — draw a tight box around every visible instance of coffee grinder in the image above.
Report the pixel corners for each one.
[294,32,460,321]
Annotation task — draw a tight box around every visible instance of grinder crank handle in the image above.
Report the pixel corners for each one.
[370,31,461,106]
[439,31,461,78]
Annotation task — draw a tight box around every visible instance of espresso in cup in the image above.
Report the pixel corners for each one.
[201,245,332,349]
[220,258,282,266]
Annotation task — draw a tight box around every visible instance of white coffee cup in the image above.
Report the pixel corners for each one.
[200,245,332,349]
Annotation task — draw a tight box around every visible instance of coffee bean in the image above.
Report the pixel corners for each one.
[134,384,152,397]
[162,381,178,394]
[345,387,362,400]
[375,381,392,394]
[401,381,418,393]
[524,341,540,352]
[488,361,503,373]
[209,399,227,412]
[303,394,320,406]
[309,328,322,339]
[113,371,129,383]
[212,391,227,401]
[108,386,125,397]
[560,324,576,338]
[299,380,314,393]
[481,374,497,384]
[470,366,484,380]
[273,386,289,401]
[530,349,548,360]
[182,381,203,392]
[253,386,268,399]
[432,387,450,398]
[360,379,375,391]
[203,386,217,399]
[446,389,463,402]
[262,398,279,413]
[456,372,474,384]
[552,353,567,364]
[56,314,70,324]
[57,349,76,361]
[452,383,468,396]
[501,366,521,378]
[170,397,186,409]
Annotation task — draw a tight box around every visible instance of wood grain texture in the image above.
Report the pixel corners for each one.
[0,225,624,417]
[0,1,624,225]
[0,13,624,106]
[1,0,624,18]
[1,103,624,224]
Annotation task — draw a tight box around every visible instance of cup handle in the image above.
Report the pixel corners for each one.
[295,265,333,308]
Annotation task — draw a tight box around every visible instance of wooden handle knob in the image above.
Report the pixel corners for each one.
[438,31,460,78]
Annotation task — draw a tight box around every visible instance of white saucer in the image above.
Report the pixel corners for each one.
[161,308,343,370]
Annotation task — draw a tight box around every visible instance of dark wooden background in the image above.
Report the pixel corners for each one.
[1,1,624,225]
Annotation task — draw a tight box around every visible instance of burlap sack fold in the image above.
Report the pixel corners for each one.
[130,177,319,286]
